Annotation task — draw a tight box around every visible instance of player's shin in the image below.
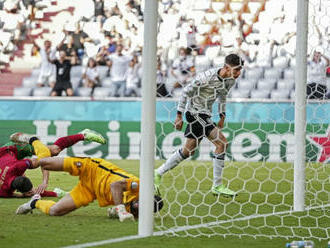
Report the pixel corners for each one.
[212,153,225,186]
[156,148,187,175]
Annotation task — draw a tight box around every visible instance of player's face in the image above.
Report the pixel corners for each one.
[225,64,242,79]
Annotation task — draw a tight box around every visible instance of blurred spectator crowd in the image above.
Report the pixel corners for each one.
[7,0,330,99]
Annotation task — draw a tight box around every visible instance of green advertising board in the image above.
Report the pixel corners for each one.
[0,120,327,162]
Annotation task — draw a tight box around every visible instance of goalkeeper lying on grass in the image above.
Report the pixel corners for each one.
[15,134,163,222]
[0,129,105,198]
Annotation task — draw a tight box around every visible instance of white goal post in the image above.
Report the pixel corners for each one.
[138,0,159,237]
[294,0,308,211]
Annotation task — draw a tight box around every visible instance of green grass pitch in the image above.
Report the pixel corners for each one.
[0,160,328,248]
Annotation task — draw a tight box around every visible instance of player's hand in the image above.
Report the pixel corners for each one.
[35,182,48,194]
[174,115,183,130]
[217,118,225,129]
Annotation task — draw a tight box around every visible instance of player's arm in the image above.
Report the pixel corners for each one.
[111,180,127,205]
[217,93,227,129]
[35,167,49,194]
[110,179,135,221]
[321,53,330,67]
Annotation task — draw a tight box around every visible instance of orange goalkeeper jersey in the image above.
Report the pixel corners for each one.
[63,157,139,207]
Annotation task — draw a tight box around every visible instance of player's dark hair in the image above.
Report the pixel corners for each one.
[225,54,244,67]
[11,176,33,193]
[130,195,164,218]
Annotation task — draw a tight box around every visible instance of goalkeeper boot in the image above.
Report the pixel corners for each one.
[10,132,36,144]
[16,194,41,215]
[211,184,236,197]
[80,129,106,144]
[53,187,67,198]
[154,170,162,196]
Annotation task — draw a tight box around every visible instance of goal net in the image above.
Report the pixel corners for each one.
[153,0,330,240]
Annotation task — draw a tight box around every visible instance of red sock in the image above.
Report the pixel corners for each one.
[53,134,84,150]
[41,190,57,197]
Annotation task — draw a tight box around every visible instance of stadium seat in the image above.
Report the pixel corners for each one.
[71,77,82,90]
[245,67,263,80]
[98,66,109,80]
[30,68,41,77]
[211,2,225,12]
[230,1,243,12]
[250,89,270,99]
[290,90,295,99]
[264,68,282,80]
[248,1,262,14]
[277,79,295,90]
[101,77,112,87]
[195,55,211,72]
[205,46,221,60]
[13,87,33,96]
[272,56,289,69]
[70,65,83,78]
[283,68,295,79]
[93,87,112,97]
[76,87,92,97]
[257,78,277,91]
[22,77,37,88]
[229,89,250,98]
[290,57,296,67]
[270,89,290,100]
[237,79,257,91]
[212,56,225,67]
[33,87,52,96]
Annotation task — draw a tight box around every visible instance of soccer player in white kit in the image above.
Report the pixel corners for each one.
[155,54,244,196]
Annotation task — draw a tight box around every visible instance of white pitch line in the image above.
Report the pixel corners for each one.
[62,204,330,248]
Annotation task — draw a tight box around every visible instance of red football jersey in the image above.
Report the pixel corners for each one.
[0,146,32,197]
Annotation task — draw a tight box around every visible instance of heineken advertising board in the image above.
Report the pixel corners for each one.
[0,100,329,162]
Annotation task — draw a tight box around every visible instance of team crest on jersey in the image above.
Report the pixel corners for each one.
[74,161,82,168]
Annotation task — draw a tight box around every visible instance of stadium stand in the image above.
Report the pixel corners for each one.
[1,0,329,99]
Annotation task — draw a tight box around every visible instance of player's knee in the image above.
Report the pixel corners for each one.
[49,145,61,156]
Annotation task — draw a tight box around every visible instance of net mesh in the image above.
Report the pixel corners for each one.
[154,0,330,240]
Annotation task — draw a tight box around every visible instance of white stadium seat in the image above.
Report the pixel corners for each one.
[22,77,37,88]
[257,79,277,91]
[270,89,290,100]
[245,67,263,80]
[33,87,52,96]
[13,87,33,96]
[237,79,257,91]
[264,68,282,80]
[250,89,270,99]
[277,79,295,90]
[76,87,92,97]
[101,77,112,87]
[229,89,250,98]
[93,87,112,97]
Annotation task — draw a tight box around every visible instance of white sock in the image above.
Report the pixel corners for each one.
[213,153,225,186]
[156,149,186,175]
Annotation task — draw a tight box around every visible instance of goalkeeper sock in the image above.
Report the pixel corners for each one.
[35,200,56,215]
[53,134,84,150]
[156,149,187,176]
[213,153,225,186]
[31,139,51,159]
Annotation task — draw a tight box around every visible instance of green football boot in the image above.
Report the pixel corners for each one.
[80,129,106,144]
[211,184,236,197]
